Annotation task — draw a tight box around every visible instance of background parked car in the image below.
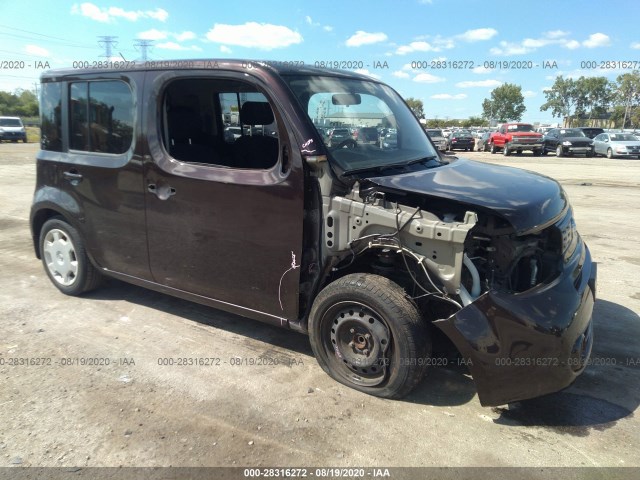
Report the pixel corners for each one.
[380,132,397,149]
[576,127,605,139]
[593,132,640,159]
[353,127,379,145]
[447,130,475,151]
[425,128,447,151]
[542,128,594,157]
[476,131,492,152]
[328,127,353,147]
[0,116,27,143]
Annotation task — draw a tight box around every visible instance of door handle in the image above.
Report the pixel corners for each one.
[63,170,83,185]
[147,183,176,200]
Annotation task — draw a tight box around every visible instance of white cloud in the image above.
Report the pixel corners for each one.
[430,93,467,100]
[25,44,50,57]
[71,3,109,22]
[490,41,532,56]
[206,22,303,50]
[138,29,167,40]
[346,31,388,47]
[583,33,611,48]
[472,66,493,74]
[456,79,502,88]
[413,73,445,83]
[71,3,168,22]
[305,15,314,25]
[564,40,580,50]
[174,31,196,42]
[354,69,381,79]
[323,25,333,32]
[220,45,232,54]
[490,31,612,56]
[156,42,202,51]
[522,90,537,98]
[392,70,410,78]
[396,41,437,55]
[456,28,497,42]
[631,42,640,49]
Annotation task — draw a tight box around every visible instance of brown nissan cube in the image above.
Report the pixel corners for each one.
[31,60,597,406]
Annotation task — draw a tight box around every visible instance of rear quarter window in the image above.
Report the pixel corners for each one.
[69,80,134,154]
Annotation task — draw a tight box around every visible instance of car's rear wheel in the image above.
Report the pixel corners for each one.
[40,217,102,296]
[309,273,430,399]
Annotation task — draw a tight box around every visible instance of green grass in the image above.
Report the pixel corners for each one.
[26,126,40,143]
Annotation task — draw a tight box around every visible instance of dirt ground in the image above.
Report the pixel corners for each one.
[1,143,639,469]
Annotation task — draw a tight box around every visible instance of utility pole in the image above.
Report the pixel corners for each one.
[134,40,154,61]
[97,36,118,60]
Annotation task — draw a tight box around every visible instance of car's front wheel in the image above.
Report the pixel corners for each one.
[606,148,613,159]
[503,143,511,156]
[490,143,497,154]
[556,145,564,157]
[309,273,430,399]
[40,217,102,296]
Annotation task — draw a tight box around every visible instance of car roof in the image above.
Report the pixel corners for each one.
[40,59,380,83]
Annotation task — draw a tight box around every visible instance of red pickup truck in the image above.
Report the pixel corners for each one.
[488,123,544,156]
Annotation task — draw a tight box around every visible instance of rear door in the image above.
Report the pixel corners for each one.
[142,71,305,324]
[46,73,150,279]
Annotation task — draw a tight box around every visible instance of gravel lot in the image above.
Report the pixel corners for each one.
[1,143,639,469]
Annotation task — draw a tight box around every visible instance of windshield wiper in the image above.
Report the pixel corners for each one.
[343,156,441,176]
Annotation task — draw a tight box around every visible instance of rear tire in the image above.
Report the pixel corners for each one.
[40,217,102,296]
[308,273,430,399]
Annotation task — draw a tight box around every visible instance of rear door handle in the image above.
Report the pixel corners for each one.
[63,170,83,185]
[147,183,176,200]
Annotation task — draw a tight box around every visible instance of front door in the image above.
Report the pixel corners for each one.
[143,73,304,324]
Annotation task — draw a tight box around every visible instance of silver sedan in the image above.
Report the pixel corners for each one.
[593,132,640,159]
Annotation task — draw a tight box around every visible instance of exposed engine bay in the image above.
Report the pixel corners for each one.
[321,178,566,316]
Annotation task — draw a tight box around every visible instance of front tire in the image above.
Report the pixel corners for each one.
[503,143,511,156]
[490,143,497,154]
[308,273,430,399]
[556,145,564,157]
[606,148,613,159]
[40,217,102,296]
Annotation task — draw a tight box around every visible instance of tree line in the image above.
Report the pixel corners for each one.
[0,89,38,117]
[405,70,640,128]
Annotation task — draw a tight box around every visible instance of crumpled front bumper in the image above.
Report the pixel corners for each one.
[434,241,597,407]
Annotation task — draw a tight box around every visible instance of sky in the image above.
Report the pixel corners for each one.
[1,0,639,124]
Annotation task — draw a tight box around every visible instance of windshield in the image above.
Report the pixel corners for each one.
[506,124,535,133]
[0,118,22,127]
[610,133,638,141]
[284,75,438,173]
[559,129,586,138]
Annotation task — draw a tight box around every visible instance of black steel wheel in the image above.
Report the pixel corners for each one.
[40,217,102,296]
[309,273,430,399]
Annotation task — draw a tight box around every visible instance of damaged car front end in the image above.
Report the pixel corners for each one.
[287,70,596,406]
